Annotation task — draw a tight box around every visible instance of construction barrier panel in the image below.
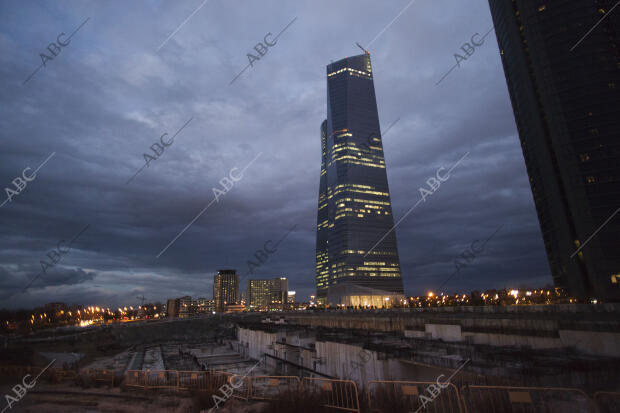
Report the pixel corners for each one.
[0,365,78,382]
[125,369,231,392]
[230,375,251,400]
[82,368,115,386]
[0,365,25,378]
[145,369,179,389]
[124,370,146,388]
[593,391,620,413]
[209,369,233,392]
[367,380,463,413]
[22,365,44,377]
[50,368,77,381]
[461,385,593,413]
[248,376,300,401]
[177,370,231,392]
[178,370,207,390]
[301,377,361,413]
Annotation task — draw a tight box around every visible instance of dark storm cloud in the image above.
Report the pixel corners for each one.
[0,0,551,309]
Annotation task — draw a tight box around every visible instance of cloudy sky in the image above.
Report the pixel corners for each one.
[0,0,553,309]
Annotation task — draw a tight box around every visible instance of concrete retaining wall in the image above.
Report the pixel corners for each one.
[284,305,620,357]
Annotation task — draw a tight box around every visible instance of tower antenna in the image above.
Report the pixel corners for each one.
[355,42,370,55]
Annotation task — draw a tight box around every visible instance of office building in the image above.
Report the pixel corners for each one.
[247,277,289,310]
[213,269,239,312]
[271,277,288,307]
[247,279,271,309]
[488,1,620,300]
[316,52,405,305]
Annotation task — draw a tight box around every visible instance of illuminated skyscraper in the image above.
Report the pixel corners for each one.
[213,269,239,312]
[315,53,404,305]
[488,1,620,300]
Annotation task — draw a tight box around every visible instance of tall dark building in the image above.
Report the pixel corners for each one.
[488,1,620,300]
[315,53,404,306]
[213,269,239,312]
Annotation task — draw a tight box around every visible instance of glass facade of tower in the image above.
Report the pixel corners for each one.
[315,53,404,303]
[488,0,620,300]
[315,120,330,298]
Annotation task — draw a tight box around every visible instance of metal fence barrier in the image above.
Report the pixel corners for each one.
[50,368,77,381]
[82,368,115,386]
[301,377,361,413]
[0,365,29,377]
[0,365,79,383]
[178,370,207,391]
[177,369,231,392]
[230,375,251,400]
[144,370,179,389]
[248,376,300,401]
[4,362,618,413]
[124,370,146,388]
[124,369,231,391]
[461,385,593,413]
[367,380,463,413]
[593,391,620,413]
[210,370,233,392]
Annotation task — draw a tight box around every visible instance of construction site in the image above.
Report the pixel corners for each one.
[1,304,620,412]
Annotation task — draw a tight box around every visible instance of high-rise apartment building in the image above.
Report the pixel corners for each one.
[488,1,620,300]
[316,53,405,305]
[213,269,239,312]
